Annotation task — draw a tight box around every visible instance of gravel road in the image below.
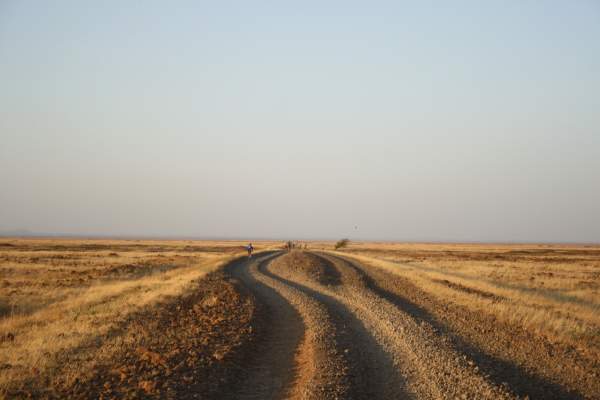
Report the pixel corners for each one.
[220,251,596,400]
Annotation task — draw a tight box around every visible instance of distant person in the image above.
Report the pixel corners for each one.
[246,243,254,258]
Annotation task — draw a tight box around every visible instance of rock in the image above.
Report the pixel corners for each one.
[136,347,167,367]
[138,380,156,394]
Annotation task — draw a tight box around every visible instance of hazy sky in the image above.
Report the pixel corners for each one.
[1,1,599,242]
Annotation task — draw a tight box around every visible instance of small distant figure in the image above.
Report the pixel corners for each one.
[246,243,254,258]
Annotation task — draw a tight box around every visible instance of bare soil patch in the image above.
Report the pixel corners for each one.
[8,268,260,399]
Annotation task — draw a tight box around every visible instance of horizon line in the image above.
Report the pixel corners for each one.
[0,231,598,246]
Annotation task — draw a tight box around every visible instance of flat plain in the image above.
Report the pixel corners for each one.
[1,239,599,399]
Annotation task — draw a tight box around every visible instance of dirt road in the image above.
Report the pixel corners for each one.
[39,250,597,399]
[219,251,597,400]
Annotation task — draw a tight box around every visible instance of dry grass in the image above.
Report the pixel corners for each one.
[0,238,279,395]
[5,238,598,394]
[312,242,600,351]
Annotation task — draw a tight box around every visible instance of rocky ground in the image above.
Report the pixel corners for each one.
[9,251,599,399]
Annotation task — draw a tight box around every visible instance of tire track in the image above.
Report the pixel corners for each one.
[227,252,360,399]
[225,251,541,399]
[324,252,592,400]
[223,252,305,400]
[246,254,353,399]
[262,256,412,399]
[299,252,518,399]
[226,252,414,399]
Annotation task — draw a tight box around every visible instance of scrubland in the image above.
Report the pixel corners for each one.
[320,242,600,351]
[1,239,598,399]
[0,239,276,396]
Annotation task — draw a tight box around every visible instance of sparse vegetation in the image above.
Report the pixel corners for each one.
[327,242,600,349]
[0,238,279,396]
[1,239,599,399]
[334,238,350,250]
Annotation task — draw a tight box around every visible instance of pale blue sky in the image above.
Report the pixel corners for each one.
[1,1,599,241]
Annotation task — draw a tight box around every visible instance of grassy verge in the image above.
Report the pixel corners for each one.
[0,239,278,396]
[323,243,600,351]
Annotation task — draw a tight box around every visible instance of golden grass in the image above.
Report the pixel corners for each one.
[313,242,600,351]
[4,238,597,393]
[0,238,280,395]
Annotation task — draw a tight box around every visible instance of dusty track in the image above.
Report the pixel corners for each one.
[226,252,409,399]
[222,251,597,400]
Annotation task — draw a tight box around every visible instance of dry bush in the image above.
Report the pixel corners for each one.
[334,238,350,250]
